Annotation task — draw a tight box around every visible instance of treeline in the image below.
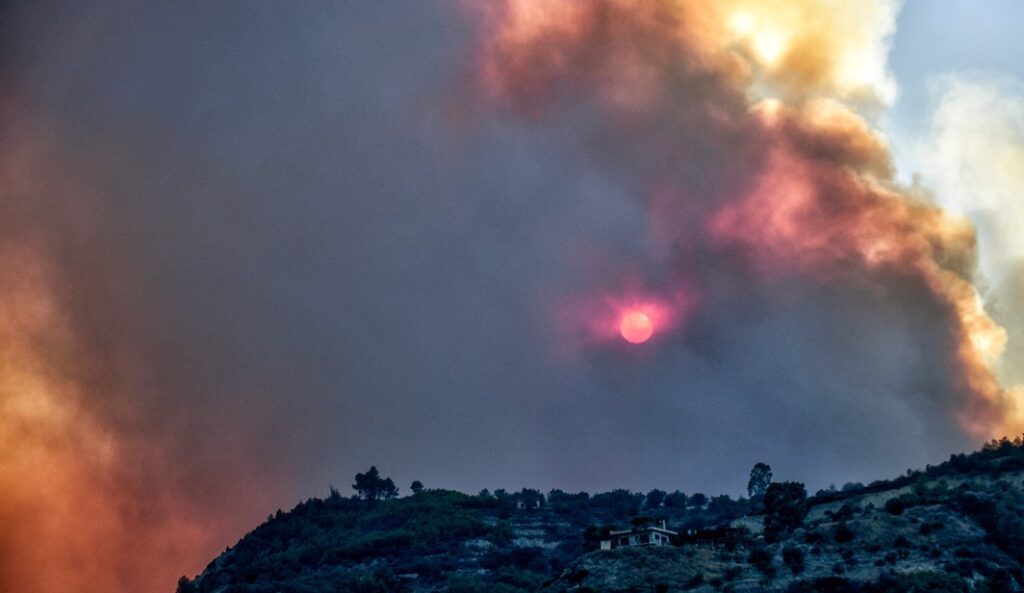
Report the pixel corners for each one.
[176,473,763,593]
[177,437,1024,593]
[810,435,1024,505]
[473,486,752,530]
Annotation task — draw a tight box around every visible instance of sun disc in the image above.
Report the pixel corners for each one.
[620,311,653,344]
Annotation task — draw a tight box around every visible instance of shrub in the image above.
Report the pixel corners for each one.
[831,503,858,521]
[566,569,589,585]
[833,522,854,543]
[782,546,805,575]
[871,571,968,593]
[919,520,944,535]
[684,573,705,589]
[748,546,776,578]
[985,569,1015,593]
[489,521,516,547]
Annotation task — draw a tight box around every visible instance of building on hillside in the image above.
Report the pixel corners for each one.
[599,521,677,550]
[513,490,544,510]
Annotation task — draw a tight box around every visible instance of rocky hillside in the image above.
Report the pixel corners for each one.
[178,439,1024,593]
[546,474,1023,592]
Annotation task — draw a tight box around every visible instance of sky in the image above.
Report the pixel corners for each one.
[1,1,1024,591]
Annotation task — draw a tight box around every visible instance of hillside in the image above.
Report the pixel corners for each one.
[179,439,1024,593]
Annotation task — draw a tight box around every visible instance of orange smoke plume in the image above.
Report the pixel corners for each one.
[0,116,272,593]
[0,245,206,592]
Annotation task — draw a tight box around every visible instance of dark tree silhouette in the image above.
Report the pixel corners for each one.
[630,515,655,527]
[762,481,808,542]
[645,489,667,509]
[176,576,197,593]
[410,480,424,494]
[353,466,399,503]
[664,490,688,508]
[747,462,773,499]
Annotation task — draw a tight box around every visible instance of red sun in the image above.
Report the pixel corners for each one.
[619,311,653,344]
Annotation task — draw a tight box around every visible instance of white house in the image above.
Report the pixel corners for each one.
[600,521,677,550]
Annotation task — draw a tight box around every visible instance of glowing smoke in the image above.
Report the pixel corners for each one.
[0,98,275,592]
[912,73,1024,425]
[470,0,1024,436]
[2,2,1024,592]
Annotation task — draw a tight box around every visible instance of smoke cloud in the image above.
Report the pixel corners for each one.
[0,2,1021,591]
[912,73,1024,411]
[471,0,1020,434]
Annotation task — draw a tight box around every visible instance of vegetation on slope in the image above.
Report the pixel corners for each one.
[179,437,1024,593]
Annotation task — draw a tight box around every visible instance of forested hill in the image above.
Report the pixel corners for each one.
[178,438,1024,593]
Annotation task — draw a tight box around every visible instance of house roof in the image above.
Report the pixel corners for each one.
[608,526,677,537]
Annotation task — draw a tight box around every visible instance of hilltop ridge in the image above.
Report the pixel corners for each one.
[179,438,1024,593]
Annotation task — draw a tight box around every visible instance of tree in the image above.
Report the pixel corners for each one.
[410,480,424,494]
[631,515,655,527]
[176,576,197,593]
[582,524,615,551]
[747,462,773,499]
[664,490,688,509]
[707,494,736,516]
[645,489,667,509]
[353,466,399,503]
[590,489,642,519]
[689,492,708,507]
[762,481,808,542]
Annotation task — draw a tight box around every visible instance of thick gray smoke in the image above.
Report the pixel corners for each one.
[0,2,990,591]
